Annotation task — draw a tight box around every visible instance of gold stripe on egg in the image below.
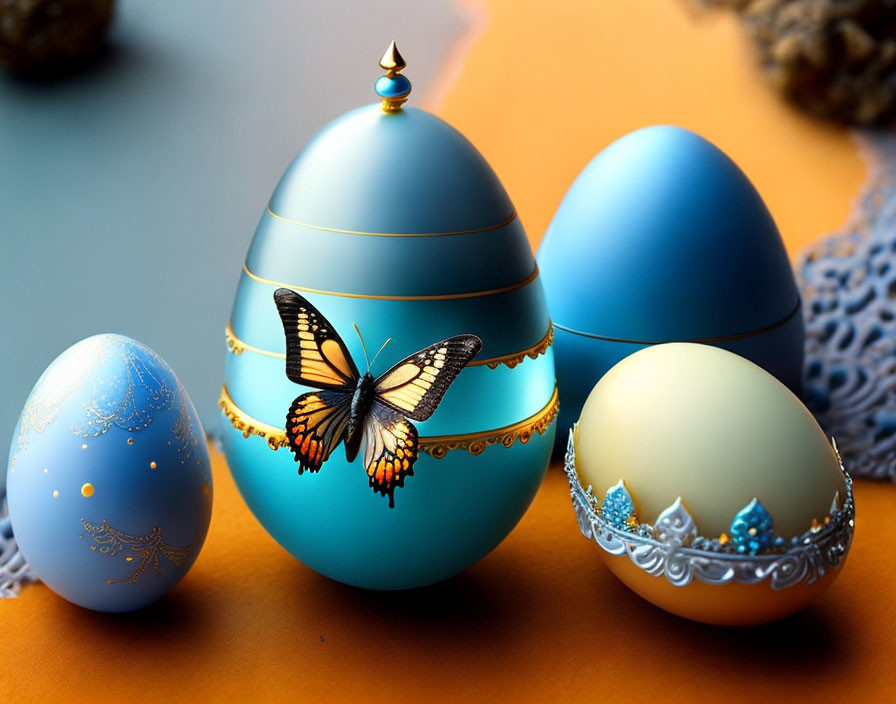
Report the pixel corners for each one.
[552,298,802,345]
[265,205,518,237]
[240,262,539,301]
[224,321,554,370]
[218,384,559,457]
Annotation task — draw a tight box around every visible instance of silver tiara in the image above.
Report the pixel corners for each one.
[564,430,854,590]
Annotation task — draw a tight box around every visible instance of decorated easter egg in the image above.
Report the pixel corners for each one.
[219,44,556,590]
[538,126,804,446]
[566,343,853,626]
[6,334,212,612]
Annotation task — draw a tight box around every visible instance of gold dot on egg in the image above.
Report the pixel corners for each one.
[81,444,88,450]
[127,438,134,445]
[203,482,210,496]
[43,468,48,474]
[52,490,59,498]
[150,461,157,470]
[125,556,134,562]
[81,483,95,498]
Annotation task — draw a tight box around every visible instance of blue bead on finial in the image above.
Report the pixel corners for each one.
[601,480,637,531]
[376,40,411,112]
[729,498,775,555]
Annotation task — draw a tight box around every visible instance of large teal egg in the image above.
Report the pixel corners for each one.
[6,334,213,612]
[222,104,556,590]
[537,125,804,446]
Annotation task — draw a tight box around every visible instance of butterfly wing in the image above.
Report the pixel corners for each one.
[274,288,360,390]
[285,389,352,473]
[362,400,419,507]
[373,334,482,421]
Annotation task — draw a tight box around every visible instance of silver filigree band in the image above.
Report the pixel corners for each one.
[564,431,855,590]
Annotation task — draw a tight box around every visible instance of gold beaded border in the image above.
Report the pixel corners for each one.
[468,324,553,369]
[224,322,554,370]
[218,384,559,458]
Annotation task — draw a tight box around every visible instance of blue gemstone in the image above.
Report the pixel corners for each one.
[601,481,635,530]
[375,74,411,100]
[729,498,775,555]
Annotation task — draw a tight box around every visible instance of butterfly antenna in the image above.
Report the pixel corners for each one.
[353,324,372,371]
[368,337,393,370]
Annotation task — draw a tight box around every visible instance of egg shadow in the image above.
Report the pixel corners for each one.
[48,579,214,649]
[291,554,542,652]
[599,574,851,672]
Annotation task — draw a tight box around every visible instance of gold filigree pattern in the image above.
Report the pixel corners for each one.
[14,336,201,467]
[74,338,200,462]
[13,338,101,468]
[170,387,200,461]
[81,518,197,585]
[219,386,290,451]
[76,338,175,437]
[224,322,285,359]
[422,386,560,459]
[467,324,554,369]
[224,321,554,370]
[218,384,559,458]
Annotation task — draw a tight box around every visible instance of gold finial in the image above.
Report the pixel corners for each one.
[379,40,406,76]
[375,40,411,113]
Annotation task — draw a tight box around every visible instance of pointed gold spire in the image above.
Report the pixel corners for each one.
[375,40,411,113]
[379,40,406,76]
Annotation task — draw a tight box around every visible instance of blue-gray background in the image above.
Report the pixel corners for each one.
[0,0,466,466]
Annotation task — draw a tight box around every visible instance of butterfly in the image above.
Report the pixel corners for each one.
[273,288,483,507]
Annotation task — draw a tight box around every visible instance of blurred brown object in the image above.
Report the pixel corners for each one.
[0,0,115,77]
[705,0,896,125]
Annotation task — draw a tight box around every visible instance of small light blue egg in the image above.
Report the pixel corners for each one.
[6,334,212,612]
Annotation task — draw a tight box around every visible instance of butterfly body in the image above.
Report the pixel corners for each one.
[345,371,376,462]
[273,287,482,506]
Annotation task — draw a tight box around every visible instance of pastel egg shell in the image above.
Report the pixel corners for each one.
[576,343,843,538]
[224,104,556,589]
[538,125,804,443]
[573,343,848,625]
[7,334,212,612]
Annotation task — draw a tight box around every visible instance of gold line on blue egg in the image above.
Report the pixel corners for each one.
[241,262,540,301]
[553,297,802,345]
[224,320,554,370]
[264,205,518,237]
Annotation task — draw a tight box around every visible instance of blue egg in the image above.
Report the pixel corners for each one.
[221,104,556,590]
[6,334,212,612]
[537,126,804,444]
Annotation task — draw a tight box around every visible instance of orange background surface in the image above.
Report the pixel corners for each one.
[4,1,895,702]
[4,447,895,702]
